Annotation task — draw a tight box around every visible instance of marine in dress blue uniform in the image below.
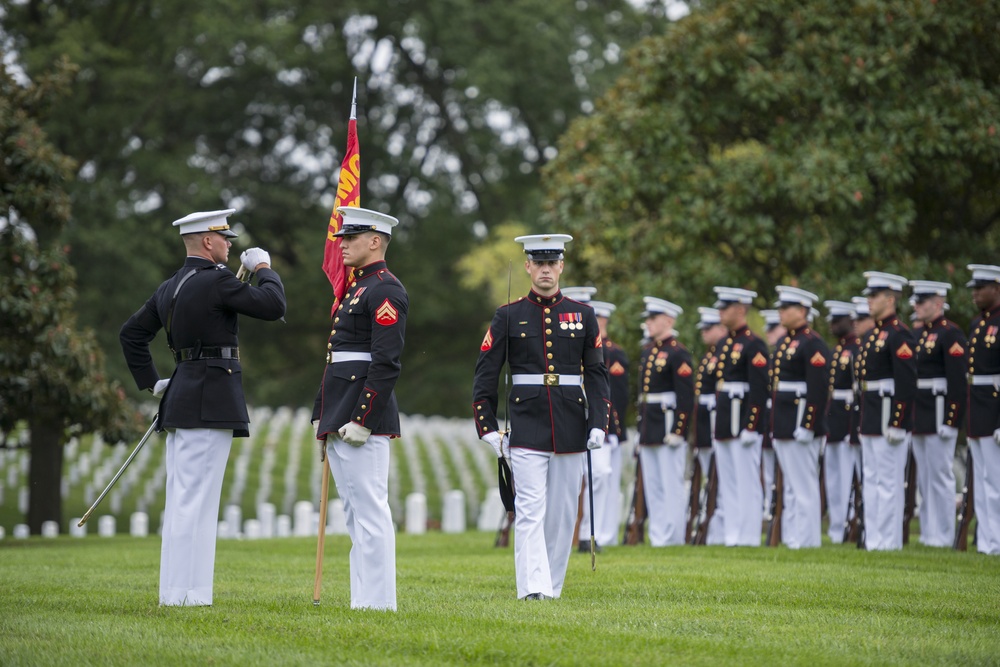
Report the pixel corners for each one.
[636,297,694,546]
[712,286,770,546]
[760,309,784,520]
[964,264,1000,555]
[472,234,610,599]
[857,271,917,551]
[769,287,830,549]
[822,300,862,543]
[120,209,286,606]
[692,307,727,544]
[909,280,967,547]
[312,206,408,610]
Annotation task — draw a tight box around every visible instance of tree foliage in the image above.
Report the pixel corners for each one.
[542,0,1000,350]
[2,0,667,416]
[0,56,140,531]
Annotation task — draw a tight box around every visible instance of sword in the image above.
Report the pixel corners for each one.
[78,415,158,527]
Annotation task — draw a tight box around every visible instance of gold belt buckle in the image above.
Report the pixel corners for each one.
[326,351,333,364]
[543,373,559,386]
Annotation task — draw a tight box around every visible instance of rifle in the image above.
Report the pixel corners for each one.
[902,447,917,545]
[622,455,647,545]
[954,445,974,551]
[685,453,703,544]
[844,467,864,545]
[766,460,784,547]
[692,453,718,545]
[494,511,514,548]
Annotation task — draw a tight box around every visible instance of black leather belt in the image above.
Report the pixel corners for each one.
[174,346,240,363]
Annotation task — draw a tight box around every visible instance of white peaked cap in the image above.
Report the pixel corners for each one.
[823,300,856,321]
[697,306,721,329]
[966,264,1000,288]
[760,309,781,327]
[562,286,597,303]
[172,209,238,237]
[774,285,819,308]
[809,307,819,323]
[851,296,871,317]
[588,300,616,318]
[515,233,572,259]
[334,206,399,236]
[713,286,757,308]
[862,271,907,294]
[642,296,683,319]
[909,280,951,297]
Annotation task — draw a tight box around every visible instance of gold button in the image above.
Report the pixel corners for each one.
[366,393,372,398]
[335,317,340,323]
[547,353,553,359]
[479,416,484,420]
[546,341,552,348]
[548,365,555,371]
[227,369,232,375]
[546,329,552,335]
[521,333,526,338]
[477,405,483,410]
[545,318,552,324]
[327,343,332,350]
[350,375,356,380]
[515,398,520,403]
[544,308,551,314]
[362,405,367,409]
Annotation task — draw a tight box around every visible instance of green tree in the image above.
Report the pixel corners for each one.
[2,0,668,416]
[0,57,140,533]
[541,0,1000,351]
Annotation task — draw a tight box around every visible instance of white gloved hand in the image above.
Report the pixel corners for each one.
[240,247,271,272]
[481,431,503,458]
[793,426,814,444]
[885,426,908,445]
[739,429,759,446]
[994,428,1000,445]
[587,428,605,450]
[606,434,620,448]
[338,422,371,447]
[151,379,170,397]
[937,424,958,440]
[664,433,685,447]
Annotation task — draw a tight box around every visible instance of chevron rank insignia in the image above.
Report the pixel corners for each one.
[751,352,767,367]
[948,342,965,357]
[375,299,399,326]
[481,328,494,351]
[677,362,693,377]
[609,361,626,376]
[810,352,826,367]
[896,343,913,359]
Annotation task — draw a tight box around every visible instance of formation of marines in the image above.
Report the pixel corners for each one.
[473,232,1000,604]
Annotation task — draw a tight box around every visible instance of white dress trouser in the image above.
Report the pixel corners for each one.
[160,428,232,606]
[326,434,396,611]
[578,443,613,546]
[860,434,908,551]
[713,435,763,546]
[911,433,958,547]
[696,448,725,545]
[969,436,1000,555]
[638,443,688,546]
[510,448,584,599]
[773,437,822,548]
[824,438,859,543]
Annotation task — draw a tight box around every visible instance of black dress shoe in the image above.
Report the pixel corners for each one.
[524,593,544,600]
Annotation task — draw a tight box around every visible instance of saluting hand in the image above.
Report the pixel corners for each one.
[240,247,271,272]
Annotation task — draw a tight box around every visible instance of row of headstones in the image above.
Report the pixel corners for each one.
[0,488,509,540]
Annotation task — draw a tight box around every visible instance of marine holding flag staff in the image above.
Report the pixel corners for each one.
[312,206,408,611]
[120,209,286,606]
[472,234,611,600]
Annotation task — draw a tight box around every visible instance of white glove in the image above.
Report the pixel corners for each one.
[664,433,685,447]
[481,431,503,458]
[937,424,958,440]
[501,432,510,459]
[885,426,908,445]
[994,428,1000,445]
[338,422,371,447]
[151,379,170,397]
[587,428,605,450]
[793,426,814,444]
[606,434,620,448]
[739,429,759,446]
[240,247,271,272]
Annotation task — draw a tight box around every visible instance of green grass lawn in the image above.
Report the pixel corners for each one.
[2,533,998,666]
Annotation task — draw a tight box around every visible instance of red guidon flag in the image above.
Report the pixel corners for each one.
[322,83,361,315]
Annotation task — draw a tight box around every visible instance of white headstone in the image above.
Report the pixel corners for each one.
[60,479,69,497]
[18,486,29,513]
[442,490,466,533]
[405,492,427,534]
[293,501,314,537]
[477,489,507,531]
[276,514,292,538]
[217,520,230,540]
[13,523,29,539]
[69,519,86,538]
[6,466,16,486]
[244,519,262,540]
[41,520,59,538]
[130,512,149,537]
[0,526,5,540]
[97,515,116,537]
[257,503,276,539]
[224,505,242,538]
[329,499,348,535]
[109,490,122,514]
